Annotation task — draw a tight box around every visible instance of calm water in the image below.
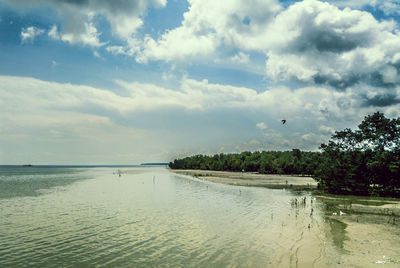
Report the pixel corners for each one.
[0,166,398,267]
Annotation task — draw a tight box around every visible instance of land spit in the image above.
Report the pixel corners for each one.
[170,169,318,190]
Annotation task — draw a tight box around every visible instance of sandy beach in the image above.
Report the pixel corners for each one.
[170,169,318,190]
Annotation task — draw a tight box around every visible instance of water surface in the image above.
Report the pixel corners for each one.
[0,166,399,267]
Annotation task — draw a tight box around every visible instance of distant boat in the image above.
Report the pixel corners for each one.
[23,164,33,167]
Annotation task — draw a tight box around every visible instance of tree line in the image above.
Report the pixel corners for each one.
[169,112,400,197]
[169,150,322,175]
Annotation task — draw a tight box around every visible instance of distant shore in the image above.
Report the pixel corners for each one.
[170,169,318,190]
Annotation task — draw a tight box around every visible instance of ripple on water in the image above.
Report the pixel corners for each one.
[1,167,399,267]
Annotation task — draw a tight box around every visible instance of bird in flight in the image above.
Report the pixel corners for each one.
[281,119,286,124]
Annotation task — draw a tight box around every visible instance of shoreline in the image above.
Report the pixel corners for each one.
[170,169,318,190]
[170,169,400,215]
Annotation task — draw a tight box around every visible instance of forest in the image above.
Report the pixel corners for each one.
[169,112,400,197]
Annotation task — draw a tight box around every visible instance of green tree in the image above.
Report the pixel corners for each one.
[315,112,400,196]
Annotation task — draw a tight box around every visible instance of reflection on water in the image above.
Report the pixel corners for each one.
[0,166,90,199]
[0,166,399,267]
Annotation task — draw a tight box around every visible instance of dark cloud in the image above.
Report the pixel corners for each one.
[313,74,360,90]
[312,69,400,91]
[5,0,149,13]
[366,71,397,89]
[291,25,368,54]
[312,31,360,53]
[362,93,400,107]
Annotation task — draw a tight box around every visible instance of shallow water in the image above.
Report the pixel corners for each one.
[0,166,399,267]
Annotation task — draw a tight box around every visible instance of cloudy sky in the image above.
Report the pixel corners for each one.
[1,0,400,164]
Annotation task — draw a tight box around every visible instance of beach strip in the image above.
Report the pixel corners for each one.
[170,169,318,190]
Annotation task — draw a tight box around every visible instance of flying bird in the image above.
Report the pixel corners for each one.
[281,119,286,124]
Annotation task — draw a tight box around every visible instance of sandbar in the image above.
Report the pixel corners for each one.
[170,169,317,190]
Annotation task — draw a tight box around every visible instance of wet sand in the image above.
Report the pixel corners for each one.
[339,215,400,266]
[170,169,317,190]
[317,195,400,267]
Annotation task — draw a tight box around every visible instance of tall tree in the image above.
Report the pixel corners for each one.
[316,112,400,196]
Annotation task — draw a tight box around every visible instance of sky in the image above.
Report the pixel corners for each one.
[1,0,400,165]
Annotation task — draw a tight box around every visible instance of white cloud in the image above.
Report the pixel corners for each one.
[161,72,176,81]
[12,0,400,93]
[137,29,218,63]
[0,75,261,116]
[47,18,104,47]
[136,0,281,62]
[330,0,377,8]
[332,0,400,16]
[21,26,44,43]
[2,74,398,127]
[264,0,400,91]
[127,0,400,102]
[377,1,400,15]
[1,75,399,163]
[319,125,335,135]
[256,122,267,130]
[231,52,250,64]
[48,25,60,40]
[106,45,134,56]
[5,0,400,162]
[7,0,167,48]
[61,19,104,47]
[134,0,400,98]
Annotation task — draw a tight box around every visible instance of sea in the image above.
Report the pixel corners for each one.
[0,165,399,267]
